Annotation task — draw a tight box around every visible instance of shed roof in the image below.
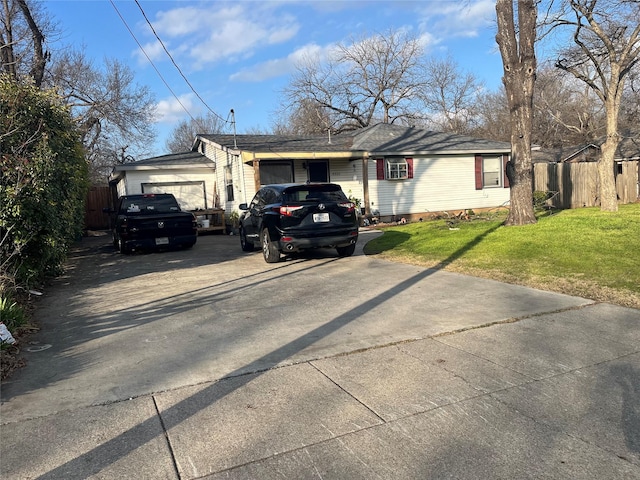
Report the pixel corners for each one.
[532,133,640,163]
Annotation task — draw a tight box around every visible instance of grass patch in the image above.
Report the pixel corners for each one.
[364,203,640,308]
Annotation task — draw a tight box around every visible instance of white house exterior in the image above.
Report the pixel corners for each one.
[110,124,512,223]
[197,123,512,222]
[109,151,217,211]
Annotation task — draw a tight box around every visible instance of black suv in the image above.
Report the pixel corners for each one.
[238,183,359,263]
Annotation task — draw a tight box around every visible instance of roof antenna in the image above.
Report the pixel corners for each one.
[230,109,237,149]
[327,128,332,145]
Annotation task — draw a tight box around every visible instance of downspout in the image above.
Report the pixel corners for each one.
[239,153,247,204]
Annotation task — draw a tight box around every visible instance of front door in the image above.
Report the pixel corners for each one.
[308,161,329,182]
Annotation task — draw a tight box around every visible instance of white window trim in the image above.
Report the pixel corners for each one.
[386,158,409,180]
[482,156,502,188]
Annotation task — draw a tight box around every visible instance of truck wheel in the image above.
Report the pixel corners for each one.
[118,238,130,254]
[240,227,254,252]
[261,228,280,263]
[336,243,356,257]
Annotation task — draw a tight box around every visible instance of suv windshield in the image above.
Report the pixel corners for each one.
[120,196,181,215]
[282,186,347,203]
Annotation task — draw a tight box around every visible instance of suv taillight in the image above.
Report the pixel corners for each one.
[338,202,356,213]
[279,205,304,216]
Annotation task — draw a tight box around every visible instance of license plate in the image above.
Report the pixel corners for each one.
[313,213,330,223]
[155,237,169,245]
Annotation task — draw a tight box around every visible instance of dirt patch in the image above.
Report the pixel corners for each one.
[1,322,39,380]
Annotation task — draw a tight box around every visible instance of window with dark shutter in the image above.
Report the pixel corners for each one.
[377,157,413,180]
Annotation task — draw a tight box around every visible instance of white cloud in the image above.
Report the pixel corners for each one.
[417,0,496,39]
[229,43,333,82]
[155,93,201,124]
[133,40,166,65]
[139,3,299,68]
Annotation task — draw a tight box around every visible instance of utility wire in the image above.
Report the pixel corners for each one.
[109,0,197,123]
[133,0,228,125]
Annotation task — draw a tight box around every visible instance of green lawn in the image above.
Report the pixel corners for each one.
[363,203,640,309]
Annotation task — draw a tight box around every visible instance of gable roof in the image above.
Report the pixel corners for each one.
[198,123,511,158]
[197,133,354,153]
[109,151,213,183]
[349,123,511,154]
[118,151,213,168]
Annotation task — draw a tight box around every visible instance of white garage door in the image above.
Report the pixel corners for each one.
[141,182,206,211]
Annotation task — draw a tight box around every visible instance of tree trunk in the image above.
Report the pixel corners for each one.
[599,136,619,212]
[598,93,621,212]
[1,0,17,80]
[496,0,537,226]
[16,0,46,87]
[507,133,537,226]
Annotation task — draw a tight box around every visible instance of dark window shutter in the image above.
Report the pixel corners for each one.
[503,154,510,188]
[406,158,413,179]
[474,154,483,190]
[376,158,385,180]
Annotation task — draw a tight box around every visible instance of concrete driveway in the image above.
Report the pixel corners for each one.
[1,231,639,479]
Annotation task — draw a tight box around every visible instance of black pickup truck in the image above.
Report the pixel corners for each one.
[108,193,198,254]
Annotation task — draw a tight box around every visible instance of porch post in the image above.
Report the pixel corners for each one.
[362,154,370,216]
[253,156,261,192]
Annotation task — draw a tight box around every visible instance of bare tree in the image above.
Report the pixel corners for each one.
[554,0,640,212]
[620,66,640,129]
[282,30,429,133]
[421,55,484,135]
[166,112,227,153]
[47,50,157,182]
[2,3,158,183]
[534,63,605,147]
[496,0,538,226]
[271,98,333,135]
[470,87,512,142]
[0,0,50,85]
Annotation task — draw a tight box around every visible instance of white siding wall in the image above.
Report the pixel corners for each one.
[116,178,127,198]
[202,145,510,220]
[120,168,216,210]
[330,159,364,205]
[368,155,510,216]
[207,145,255,218]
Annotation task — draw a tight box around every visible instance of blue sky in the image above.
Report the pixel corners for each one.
[45,0,503,156]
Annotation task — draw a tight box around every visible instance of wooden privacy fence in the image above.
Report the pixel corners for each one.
[84,186,112,230]
[533,161,639,209]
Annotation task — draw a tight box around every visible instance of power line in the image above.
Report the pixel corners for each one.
[109,0,197,123]
[133,0,228,125]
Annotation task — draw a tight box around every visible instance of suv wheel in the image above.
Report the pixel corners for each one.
[240,227,254,252]
[336,243,356,257]
[261,228,280,263]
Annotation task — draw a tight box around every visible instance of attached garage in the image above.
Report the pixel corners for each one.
[109,152,218,212]
[141,181,207,211]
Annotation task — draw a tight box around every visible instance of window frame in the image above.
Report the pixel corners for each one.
[376,157,413,180]
[387,158,409,180]
[475,154,510,190]
[482,156,502,188]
